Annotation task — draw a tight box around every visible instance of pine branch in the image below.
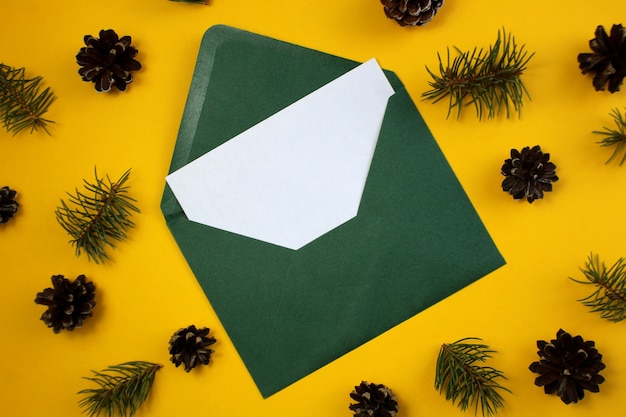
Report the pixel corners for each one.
[593,107,626,165]
[435,338,510,417]
[0,63,56,135]
[78,361,162,417]
[55,168,140,264]
[422,29,534,120]
[570,253,626,322]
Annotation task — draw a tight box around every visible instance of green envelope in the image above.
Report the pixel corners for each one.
[161,25,505,397]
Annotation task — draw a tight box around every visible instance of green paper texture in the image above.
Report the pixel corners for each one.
[161,25,505,397]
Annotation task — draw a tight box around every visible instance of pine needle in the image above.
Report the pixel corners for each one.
[78,361,162,417]
[435,338,510,417]
[422,29,534,120]
[0,63,56,135]
[55,168,140,264]
[570,253,626,322]
[593,107,626,165]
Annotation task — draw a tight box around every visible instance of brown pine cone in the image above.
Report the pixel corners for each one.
[501,145,558,203]
[380,0,444,26]
[76,29,141,92]
[168,325,216,372]
[34,274,96,333]
[349,381,398,417]
[529,329,605,404]
[0,186,19,224]
[578,24,626,93]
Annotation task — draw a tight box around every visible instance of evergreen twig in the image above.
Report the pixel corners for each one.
[55,168,140,264]
[422,29,534,120]
[593,107,626,165]
[78,361,162,417]
[0,63,56,135]
[435,338,510,417]
[570,253,626,322]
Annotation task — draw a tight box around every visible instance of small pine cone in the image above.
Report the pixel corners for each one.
[501,145,558,203]
[349,381,398,417]
[578,24,626,93]
[380,0,443,26]
[529,329,605,404]
[76,29,141,92]
[169,325,216,372]
[0,186,19,224]
[34,274,96,333]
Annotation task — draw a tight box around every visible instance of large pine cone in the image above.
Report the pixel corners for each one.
[578,24,626,93]
[529,329,605,404]
[76,29,141,92]
[380,0,444,26]
[349,381,398,417]
[169,325,216,372]
[34,274,96,333]
[501,145,558,203]
[0,186,19,224]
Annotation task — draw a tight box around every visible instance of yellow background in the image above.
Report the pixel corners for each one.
[1,1,626,416]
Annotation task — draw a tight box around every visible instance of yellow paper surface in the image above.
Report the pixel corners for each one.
[1,1,626,416]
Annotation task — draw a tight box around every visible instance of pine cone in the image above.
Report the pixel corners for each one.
[34,274,96,333]
[168,325,216,372]
[578,24,626,93]
[349,381,398,417]
[529,329,605,404]
[0,186,19,224]
[380,0,443,26]
[501,145,558,203]
[76,29,141,92]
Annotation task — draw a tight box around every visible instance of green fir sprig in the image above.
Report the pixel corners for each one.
[422,29,534,120]
[570,253,626,322]
[435,338,510,417]
[78,361,162,417]
[593,107,626,165]
[0,63,56,135]
[55,168,140,264]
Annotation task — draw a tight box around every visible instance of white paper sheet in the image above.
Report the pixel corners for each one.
[166,58,394,250]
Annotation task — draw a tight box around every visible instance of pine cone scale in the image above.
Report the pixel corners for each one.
[531,360,562,375]
[100,29,118,45]
[533,370,560,387]
[62,315,75,329]
[406,2,420,14]
[608,24,625,50]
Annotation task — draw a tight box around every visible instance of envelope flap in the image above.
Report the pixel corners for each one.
[163,25,403,184]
